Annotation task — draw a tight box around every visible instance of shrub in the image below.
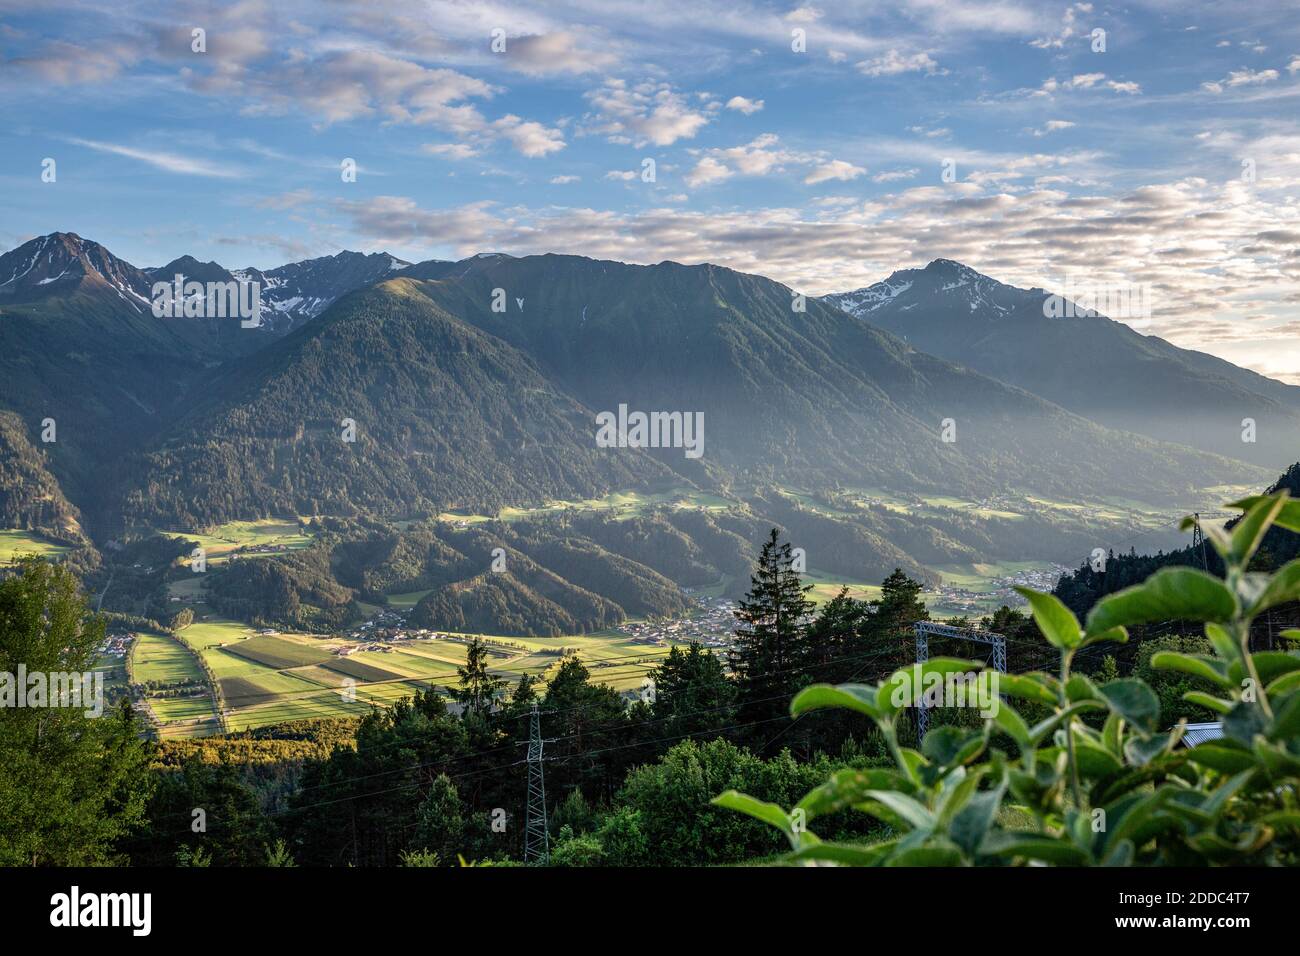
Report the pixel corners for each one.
[715,493,1300,866]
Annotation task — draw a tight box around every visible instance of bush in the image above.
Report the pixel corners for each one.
[715,493,1300,866]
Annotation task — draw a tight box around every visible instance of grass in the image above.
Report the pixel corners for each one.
[132,631,206,685]
[221,634,334,669]
[158,518,313,565]
[437,487,735,525]
[0,529,69,564]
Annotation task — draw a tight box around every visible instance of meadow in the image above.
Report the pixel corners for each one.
[0,529,69,564]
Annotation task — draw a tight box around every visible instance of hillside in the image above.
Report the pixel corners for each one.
[825,259,1300,469]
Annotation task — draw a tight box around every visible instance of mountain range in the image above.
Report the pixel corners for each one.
[0,230,1288,633]
[823,259,1300,468]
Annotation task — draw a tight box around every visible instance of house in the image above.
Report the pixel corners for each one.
[1181,722,1223,747]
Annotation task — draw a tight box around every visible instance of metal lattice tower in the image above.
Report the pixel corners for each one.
[914,621,1007,740]
[1192,513,1208,571]
[524,702,549,864]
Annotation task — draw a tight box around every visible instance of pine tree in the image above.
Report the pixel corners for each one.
[864,568,929,671]
[650,643,736,738]
[729,528,815,719]
[453,636,505,716]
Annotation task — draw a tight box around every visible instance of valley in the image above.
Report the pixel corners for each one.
[0,232,1288,742]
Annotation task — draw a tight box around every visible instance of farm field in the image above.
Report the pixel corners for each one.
[128,630,218,737]
[158,518,314,565]
[165,597,670,734]
[0,529,69,564]
[437,487,735,525]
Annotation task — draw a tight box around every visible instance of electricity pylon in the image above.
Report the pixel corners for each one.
[524,702,550,864]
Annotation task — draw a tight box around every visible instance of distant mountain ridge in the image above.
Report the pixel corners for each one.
[824,259,1300,468]
[0,231,1279,539]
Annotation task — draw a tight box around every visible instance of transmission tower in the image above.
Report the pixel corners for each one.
[1192,513,1208,571]
[914,621,1006,741]
[524,701,549,864]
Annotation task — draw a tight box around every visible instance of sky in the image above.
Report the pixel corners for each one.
[1,0,1299,381]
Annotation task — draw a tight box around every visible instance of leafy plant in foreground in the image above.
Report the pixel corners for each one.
[714,493,1300,865]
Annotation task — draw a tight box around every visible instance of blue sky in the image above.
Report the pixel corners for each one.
[2,0,1299,380]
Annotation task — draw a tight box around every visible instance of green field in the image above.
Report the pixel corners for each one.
[438,487,735,525]
[132,631,206,685]
[222,634,335,669]
[159,518,314,565]
[128,631,218,735]
[0,529,70,564]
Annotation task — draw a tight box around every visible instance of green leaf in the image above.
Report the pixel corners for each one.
[995,673,1059,706]
[1073,742,1123,778]
[1014,587,1081,649]
[790,683,882,721]
[876,658,981,715]
[1229,651,1300,687]
[1227,494,1286,568]
[978,831,1090,865]
[1249,558,1300,616]
[1204,622,1240,661]
[795,768,912,820]
[1268,692,1300,742]
[1150,651,1232,688]
[1184,741,1255,774]
[786,842,893,867]
[711,791,796,841]
[885,844,965,867]
[1229,493,1300,534]
[1065,674,1103,702]
[949,787,1004,857]
[1078,626,1128,650]
[991,702,1030,749]
[1098,679,1161,736]
[1028,700,1105,746]
[1085,567,1237,634]
[1182,691,1233,715]
[863,791,936,832]
[1223,701,1268,745]
[1266,671,1300,696]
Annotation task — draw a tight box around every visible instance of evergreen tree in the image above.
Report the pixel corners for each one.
[0,557,154,865]
[649,644,737,739]
[412,773,465,862]
[863,568,929,672]
[453,636,505,716]
[729,528,815,720]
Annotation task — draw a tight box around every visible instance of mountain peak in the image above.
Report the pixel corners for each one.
[0,231,151,306]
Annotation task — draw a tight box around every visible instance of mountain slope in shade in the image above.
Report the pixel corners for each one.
[147,249,412,334]
[824,259,1300,469]
[0,410,87,545]
[119,278,679,529]
[397,253,1266,503]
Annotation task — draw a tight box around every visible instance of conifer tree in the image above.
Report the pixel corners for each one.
[729,528,815,719]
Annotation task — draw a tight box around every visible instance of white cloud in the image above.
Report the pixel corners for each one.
[501,32,618,76]
[725,95,765,114]
[805,159,866,184]
[66,137,240,178]
[855,50,940,77]
[423,143,480,160]
[872,168,919,183]
[491,115,566,158]
[1031,120,1076,136]
[584,80,711,146]
[1202,68,1280,93]
[550,175,581,184]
